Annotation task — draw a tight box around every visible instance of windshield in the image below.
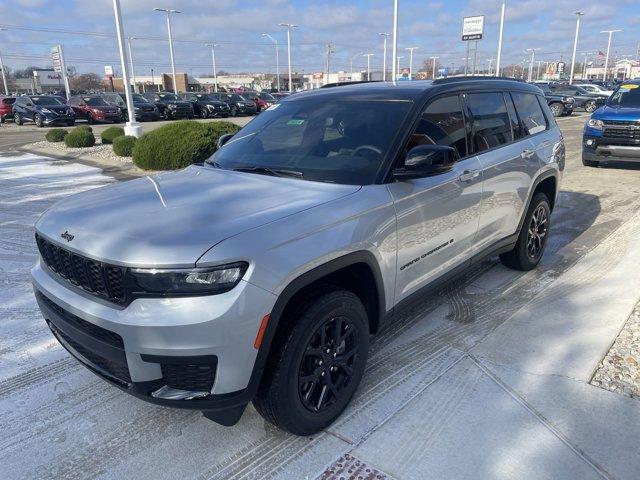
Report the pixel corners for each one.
[158,93,179,101]
[197,94,217,102]
[207,98,412,185]
[608,84,640,107]
[83,97,109,106]
[260,93,276,102]
[31,96,64,106]
[226,94,244,102]
[131,94,149,103]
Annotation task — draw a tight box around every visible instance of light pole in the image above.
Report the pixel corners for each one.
[112,0,141,137]
[487,57,495,76]
[536,60,542,80]
[279,23,297,92]
[126,36,137,93]
[405,47,419,79]
[379,32,390,81]
[391,0,399,83]
[582,52,594,79]
[396,56,404,75]
[601,29,621,81]
[154,8,181,93]
[525,48,540,82]
[0,28,8,95]
[569,11,584,84]
[431,56,439,78]
[363,53,374,81]
[205,43,218,92]
[262,33,280,91]
[495,0,506,77]
[350,52,363,78]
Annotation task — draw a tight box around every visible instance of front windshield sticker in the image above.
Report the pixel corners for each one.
[287,119,305,125]
[620,84,638,90]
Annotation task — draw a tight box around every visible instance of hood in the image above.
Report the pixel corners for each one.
[35,165,360,268]
[41,105,72,114]
[592,105,640,122]
[163,100,191,107]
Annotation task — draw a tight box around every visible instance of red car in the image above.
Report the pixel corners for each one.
[0,96,16,123]
[68,95,121,124]
[240,91,277,113]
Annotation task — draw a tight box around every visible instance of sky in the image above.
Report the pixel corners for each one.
[0,0,639,77]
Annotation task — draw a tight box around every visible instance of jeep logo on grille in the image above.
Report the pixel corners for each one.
[60,231,75,242]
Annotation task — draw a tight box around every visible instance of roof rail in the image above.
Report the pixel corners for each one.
[432,76,525,85]
[319,80,382,89]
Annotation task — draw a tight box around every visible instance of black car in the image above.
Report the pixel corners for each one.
[532,83,574,117]
[12,95,75,127]
[209,92,257,116]
[141,92,194,120]
[102,92,160,122]
[548,83,606,113]
[179,93,230,118]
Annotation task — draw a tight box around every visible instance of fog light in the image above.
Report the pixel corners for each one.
[586,139,595,147]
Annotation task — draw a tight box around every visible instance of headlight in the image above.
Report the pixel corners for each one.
[128,262,248,296]
[587,119,604,130]
[40,108,53,114]
[134,107,141,112]
[92,108,102,114]
[565,96,575,103]
[237,102,245,106]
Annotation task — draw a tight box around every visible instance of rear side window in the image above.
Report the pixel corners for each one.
[503,93,523,139]
[2,98,16,105]
[408,95,468,158]
[464,93,513,152]
[511,92,547,135]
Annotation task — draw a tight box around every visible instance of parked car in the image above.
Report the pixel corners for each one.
[0,96,16,123]
[68,95,121,124]
[583,80,640,167]
[575,83,614,97]
[141,92,194,120]
[12,95,75,127]
[548,84,606,113]
[271,92,291,102]
[532,82,574,117]
[31,78,562,436]
[101,92,160,122]
[209,92,257,116]
[239,92,276,112]
[179,92,230,118]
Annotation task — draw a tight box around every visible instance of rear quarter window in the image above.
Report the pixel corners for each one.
[2,98,16,105]
[511,92,548,136]
[464,92,514,152]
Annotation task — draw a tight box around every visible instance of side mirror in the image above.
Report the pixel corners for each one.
[217,133,235,149]
[394,145,458,180]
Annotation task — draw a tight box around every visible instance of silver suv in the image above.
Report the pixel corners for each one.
[32,78,564,435]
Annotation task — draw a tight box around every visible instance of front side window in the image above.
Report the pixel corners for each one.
[208,98,412,185]
[465,92,513,152]
[405,95,468,158]
[511,92,547,135]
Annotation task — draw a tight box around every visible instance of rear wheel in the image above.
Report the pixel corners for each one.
[14,112,23,125]
[230,106,238,117]
[67,120,75,127]
[253,287,369,436]
[549,102,564,117]
[200,108,209,119]
[87,113,95,125]
[500,193,551,271]
[35,114,44,128]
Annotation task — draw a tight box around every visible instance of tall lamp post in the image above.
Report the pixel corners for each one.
[363,53,374,81]
[262,33,280,91]
[0,28,8,95]
[600,29,621,81]
[278,23,297,92]
[525,48,540,82]
[487,57,495,76]
[205,43,218,92]
[569,11,584,84]
[391,0,399,83]
[396,56,404,75]
[112,0,141,137]
[154,7,181,93]
[495,0,506,77]
[350,52,363,77]
[126,36,137,93]
[431,56,439,78]
[379,32,391,81]
[405,46,419,79]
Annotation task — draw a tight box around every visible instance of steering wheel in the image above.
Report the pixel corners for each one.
[353,144,382,156]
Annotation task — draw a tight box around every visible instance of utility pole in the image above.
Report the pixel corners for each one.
[379,32,390,81]
[431,56,439,78]
[569,11,584,84]
[600,30,621,81]
[154,8,181,93]
[472,41,478,74]
[279,23,297,92]
[405,47,419,79]
[363,53,374,81]
[262,33,280,92]
[525,48,540,82]
[325,43,334,83]
[205,43,218,92]
[126,36,137,93]
[391,0,398,83]
[0,28,8,95]
[495,0,506,77]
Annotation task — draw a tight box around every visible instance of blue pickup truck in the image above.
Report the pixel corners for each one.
[583,79,640,167]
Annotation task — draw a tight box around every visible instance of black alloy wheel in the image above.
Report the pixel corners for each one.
[526,204,548,260]
[14,112,23,125]
[584,100,597,113]
[549,103,564,117]
[200,107,209,119]
[35,113,44,127]
[230,106,238,117]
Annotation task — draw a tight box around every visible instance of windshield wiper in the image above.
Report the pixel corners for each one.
[231,166,304,179]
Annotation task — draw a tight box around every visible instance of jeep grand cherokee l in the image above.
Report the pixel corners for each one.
[32,78,563,436]
[142,92,193,120]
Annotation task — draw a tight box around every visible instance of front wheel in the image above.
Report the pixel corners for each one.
[252,288,369,436]
[499,192,551,271]
[549,102,564,117]
[87,113,95,125]
[200,108,209,119]
[584,100,597,113]
[35,113,44,127]
[230,106,238,117]
[67,120,75,127]
[14,112,23,125]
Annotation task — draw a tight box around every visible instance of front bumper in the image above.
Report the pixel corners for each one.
[583,134,640,164]
[43,115,75,125]
[31,260,276,414]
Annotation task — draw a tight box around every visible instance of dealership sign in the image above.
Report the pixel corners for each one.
[104,65,114,78]
[462,15,484,41]
[50,46,62,72]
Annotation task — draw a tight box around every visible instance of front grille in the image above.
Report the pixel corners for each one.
[603,121,640,140]
[161,362,217,392]
[50,322,131,384]
[36,233,127,304]
[37,292,124,349]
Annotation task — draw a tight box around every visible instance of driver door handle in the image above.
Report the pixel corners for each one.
[458,169,480,183]
[521,149,536,159]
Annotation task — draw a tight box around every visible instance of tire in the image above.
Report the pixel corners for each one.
[499,192,551,271]
[200,108,209,119]
[87,113,95,125]
[0,116,5,124]
[549,102,564,117]
[67,120,75,127]
[230,106,238,117]
[163,110,172,120]
[14,112,23,125]
[35,114,44,128]
[584,100,597,113]
[252,287,369,436]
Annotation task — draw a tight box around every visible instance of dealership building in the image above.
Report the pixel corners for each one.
[11,69,68,94]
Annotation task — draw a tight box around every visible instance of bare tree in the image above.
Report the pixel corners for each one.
[69,73,103,92]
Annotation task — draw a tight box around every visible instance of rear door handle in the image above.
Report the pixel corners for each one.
[458,170,480,182]
[521,149,536,159]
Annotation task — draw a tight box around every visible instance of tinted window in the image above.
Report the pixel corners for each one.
[83,97,108,106]
[608,84,640,107]
[465,93,513,152]
[1,97,16,105]
[407,95,468,158]
[31,96,64,106]
[503,93,523,139]
[511,92,547,135]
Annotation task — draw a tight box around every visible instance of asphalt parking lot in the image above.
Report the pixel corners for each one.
[1,113,640,480]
